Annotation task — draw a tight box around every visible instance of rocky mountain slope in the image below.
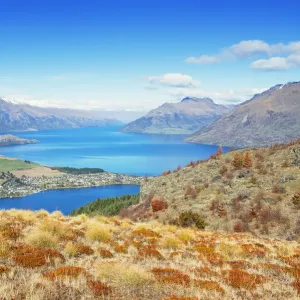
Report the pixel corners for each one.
[0,209,299,299]
[0,134,38,146]
[126,141,300,241]
[121,97,233,134]
[0,99,122,132]
[186,82,300,147]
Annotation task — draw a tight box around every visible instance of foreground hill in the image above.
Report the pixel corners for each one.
[0,134,39,146]
[186,82,300,147]
[0,98,122,132]
[123,141,300,241]
[0,209,299,299]
[121,97,233,134]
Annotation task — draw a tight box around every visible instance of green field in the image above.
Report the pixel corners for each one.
[0,158,39,172]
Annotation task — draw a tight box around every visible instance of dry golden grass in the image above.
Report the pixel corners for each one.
[0,209,299,299]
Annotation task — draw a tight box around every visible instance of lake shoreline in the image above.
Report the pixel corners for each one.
[0,171,143,199]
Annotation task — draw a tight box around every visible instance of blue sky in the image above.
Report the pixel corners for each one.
[0,0,300,111]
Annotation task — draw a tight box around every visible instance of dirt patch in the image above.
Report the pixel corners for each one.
[12,166,63,178]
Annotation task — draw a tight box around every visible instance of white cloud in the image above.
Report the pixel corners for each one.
[251,54,300,71]
[185,55,219,64]
[185,40,300,70]
[229,40,278,58]
[147,73,200,88]
[250,57,290,71]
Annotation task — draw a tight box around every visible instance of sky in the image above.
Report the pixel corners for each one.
[0,0,300,113]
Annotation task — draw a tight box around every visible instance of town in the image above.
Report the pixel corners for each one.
[0,171,142,198]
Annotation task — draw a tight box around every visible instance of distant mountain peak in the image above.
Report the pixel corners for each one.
[121,96,233,134]
[186,81,300,147]
[181,97,214,103]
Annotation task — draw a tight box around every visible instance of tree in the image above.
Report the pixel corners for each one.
[243,151,252,168]
[232,153,243,168]
[216,145,223,157]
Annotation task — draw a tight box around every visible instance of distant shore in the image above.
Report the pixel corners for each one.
[0,155,143,199]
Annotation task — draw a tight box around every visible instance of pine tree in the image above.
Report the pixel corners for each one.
[232,153,243,168]
[243,151,252,168]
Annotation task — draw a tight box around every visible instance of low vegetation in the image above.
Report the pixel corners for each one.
[0,209,299,299]
[70,194,140,216]
[136,140,300,240]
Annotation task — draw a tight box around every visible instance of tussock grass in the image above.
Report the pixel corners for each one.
[0,209,299,299]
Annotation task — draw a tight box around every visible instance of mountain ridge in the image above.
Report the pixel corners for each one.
[186,82,300,147]
[121,97,233,134]
[0,98,122,132]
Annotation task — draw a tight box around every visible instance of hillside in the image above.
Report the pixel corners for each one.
[0,209,299,299]
[0,99,122,132]
[121,97,233,134]
[0,134,39,147]
[122,141,300,241]
[186,82,300,147]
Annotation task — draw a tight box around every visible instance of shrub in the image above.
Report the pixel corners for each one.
[242,152,252,168]
[272,185,286,194]
[12,245,64,268]
[233,220,244,232]
[64,242,94,257]
[151,196,168,212]
[43,266,87,280]
[219,165,228,176]
[152,268,191,286]
[193,279,224,294]
[87,280,112,296]
[292,280,300,295]
[171,212,205,229]
[232,153,243,168]
[98,248,114,258]
[138,248,164,260]
[222,269,266,289]
[0,266,10,274]
[292,191,300,207]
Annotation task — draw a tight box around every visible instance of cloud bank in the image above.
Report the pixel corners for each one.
[186,40,300,71]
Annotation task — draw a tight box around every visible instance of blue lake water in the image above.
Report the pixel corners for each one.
[0,126,225,176]
[0,185,140,215]
[0,126,226,214]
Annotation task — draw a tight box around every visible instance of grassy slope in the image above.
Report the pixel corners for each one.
[138,142,300,240]
[0,157,39,172]
[0,209,299,299]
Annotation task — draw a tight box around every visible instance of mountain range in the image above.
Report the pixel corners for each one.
[0,99,122,132]
[121,97,233,134]
[186,82,300,147]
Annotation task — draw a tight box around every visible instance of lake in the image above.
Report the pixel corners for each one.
[0,184,140,215]
[0,126,225,176]
[0,126,226,214]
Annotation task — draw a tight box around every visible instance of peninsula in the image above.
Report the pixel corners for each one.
[0,156,142,198]
[0,134,39,147]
